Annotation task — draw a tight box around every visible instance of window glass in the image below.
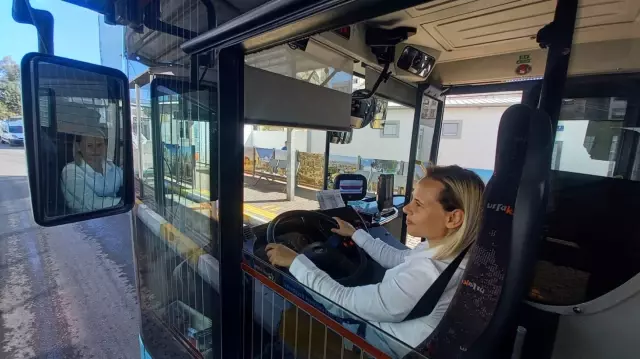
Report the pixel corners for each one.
[330,103,415,196]
[530,95,640,306]
[132,84,154,200]
[243,125,325,227]
[437,91,523,183]
[9,126,23,133]
[441,122,460,137]
[133,71,220,358]
[242,44,355,227]
[553,97,628,177]
[381,121,400,137]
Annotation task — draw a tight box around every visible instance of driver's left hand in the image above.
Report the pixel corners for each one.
[266,243,298,268]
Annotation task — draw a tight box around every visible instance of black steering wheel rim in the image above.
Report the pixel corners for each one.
[266,210,368,286]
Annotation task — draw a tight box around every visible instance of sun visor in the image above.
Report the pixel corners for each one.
[244,65,352,131]
[365,67,417,108]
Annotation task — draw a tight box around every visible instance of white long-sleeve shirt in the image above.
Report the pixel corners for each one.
[289,229,467,357]
[60,159,123,213]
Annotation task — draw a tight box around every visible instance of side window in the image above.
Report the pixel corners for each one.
[132,84,154,200]
[436,91,523,183]
[554,97,628,177]
[154,80,216,234]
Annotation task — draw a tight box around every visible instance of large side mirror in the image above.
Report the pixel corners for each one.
[21,53,134,226]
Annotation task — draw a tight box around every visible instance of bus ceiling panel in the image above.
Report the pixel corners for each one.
[181,0,439,55]
[244,65,352,131]
[369,0,640,64]
[431,37,640,86]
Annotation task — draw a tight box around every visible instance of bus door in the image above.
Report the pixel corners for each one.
[521,74,640,359]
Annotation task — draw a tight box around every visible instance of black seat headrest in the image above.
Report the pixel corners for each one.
[408,104,552,358]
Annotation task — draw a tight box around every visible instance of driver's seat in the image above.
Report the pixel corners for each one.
[408,104,553,358]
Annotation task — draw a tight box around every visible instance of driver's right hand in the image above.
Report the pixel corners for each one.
[330,217,356,237]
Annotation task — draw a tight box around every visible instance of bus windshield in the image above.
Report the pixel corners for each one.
[116,0,640,359]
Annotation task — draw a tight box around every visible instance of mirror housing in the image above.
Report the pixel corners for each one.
[21,53,134,226]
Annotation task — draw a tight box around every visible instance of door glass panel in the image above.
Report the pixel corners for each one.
[531,95,640,306]
[133,70,220,358]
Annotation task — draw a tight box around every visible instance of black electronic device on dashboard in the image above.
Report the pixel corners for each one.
[376,174,394,213]
[334,173,368,202]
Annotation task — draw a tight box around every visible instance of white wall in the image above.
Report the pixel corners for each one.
[328,107,417,162]
[435,106,614,177]
[243,107,422,162]
[437,106,506,170]
[244,127,309,152]
[554,121,610,176]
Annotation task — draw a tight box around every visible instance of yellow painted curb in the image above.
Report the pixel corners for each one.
[159,222,206,265]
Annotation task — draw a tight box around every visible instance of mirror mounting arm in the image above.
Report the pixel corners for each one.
[354,62,391,100]
[12,0,54,55]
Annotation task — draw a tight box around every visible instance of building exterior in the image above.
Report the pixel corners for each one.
[244,90,627,186]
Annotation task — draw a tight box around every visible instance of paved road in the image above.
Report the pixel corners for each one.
[0,145,139,358]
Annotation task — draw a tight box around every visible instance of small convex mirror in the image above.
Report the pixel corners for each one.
[328,130,353,144]
[370,98,388,129]
[21,53,134,226]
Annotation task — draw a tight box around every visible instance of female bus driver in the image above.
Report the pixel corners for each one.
[266,165,485,357]
[61,133,123,213]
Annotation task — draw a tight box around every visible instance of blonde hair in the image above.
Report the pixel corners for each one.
[422,165,485,260]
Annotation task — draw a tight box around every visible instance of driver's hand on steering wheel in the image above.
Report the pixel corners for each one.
[331,217,356,237]
[265,243,298,268]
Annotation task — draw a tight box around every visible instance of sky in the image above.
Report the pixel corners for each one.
[0,0,149,101]
[0,0,103,64]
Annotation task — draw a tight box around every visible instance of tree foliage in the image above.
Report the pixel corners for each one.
[0,56,22,119]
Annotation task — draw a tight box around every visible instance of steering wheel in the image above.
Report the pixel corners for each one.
[266,210,368,286]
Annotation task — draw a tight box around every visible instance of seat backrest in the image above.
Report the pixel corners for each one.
[409,105,552,359]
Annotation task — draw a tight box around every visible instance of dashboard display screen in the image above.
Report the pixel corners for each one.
[339,179,364,195]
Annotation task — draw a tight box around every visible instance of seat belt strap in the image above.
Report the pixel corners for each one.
[403,244,471,321]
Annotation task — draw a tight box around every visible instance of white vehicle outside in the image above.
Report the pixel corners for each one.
[0,118,25,146]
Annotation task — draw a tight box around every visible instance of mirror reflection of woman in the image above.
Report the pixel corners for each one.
[61,134,123,212]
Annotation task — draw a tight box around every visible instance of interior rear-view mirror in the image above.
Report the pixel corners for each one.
[21,53,134,226]
[329,130,353,144]
[351,90,388,130]
[370,98,388,129]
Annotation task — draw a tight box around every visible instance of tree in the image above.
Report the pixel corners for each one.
[371,159,399,173]
[0,56,22,119]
